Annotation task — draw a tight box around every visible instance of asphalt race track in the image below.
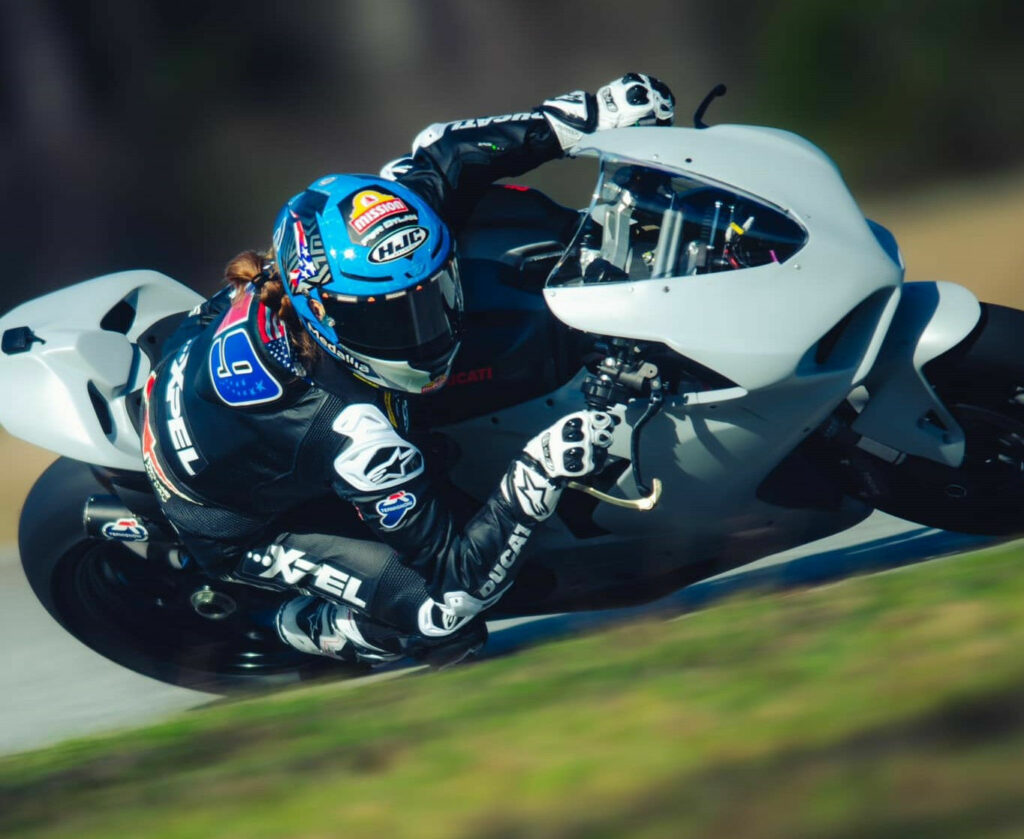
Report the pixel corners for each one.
[0,512,996,756]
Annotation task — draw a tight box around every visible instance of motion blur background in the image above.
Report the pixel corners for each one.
[4,0,1024,313]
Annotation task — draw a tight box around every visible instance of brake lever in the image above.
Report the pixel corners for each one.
[567,477,662,512]
[576,350,665,512]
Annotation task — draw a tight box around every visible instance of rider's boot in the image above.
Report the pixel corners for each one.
[274,596,405,665]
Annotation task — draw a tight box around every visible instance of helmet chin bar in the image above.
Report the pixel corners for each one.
[301,312,459,393]
[323,334,460,395]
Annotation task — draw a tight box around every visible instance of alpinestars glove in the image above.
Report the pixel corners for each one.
[501,411,615,522]
[541,73,676,151]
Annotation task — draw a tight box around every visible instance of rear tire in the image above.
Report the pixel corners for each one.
[19,458,362,693]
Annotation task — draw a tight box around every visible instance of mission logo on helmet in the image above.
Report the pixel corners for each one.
[348,190,410,236]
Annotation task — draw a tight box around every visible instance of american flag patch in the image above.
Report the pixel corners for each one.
[257,303,294,371]
[289,213,321,289]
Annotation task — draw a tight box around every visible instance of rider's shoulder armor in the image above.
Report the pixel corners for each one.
[192,287,303,411]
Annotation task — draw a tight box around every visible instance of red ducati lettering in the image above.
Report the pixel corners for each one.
[448,367,494,387]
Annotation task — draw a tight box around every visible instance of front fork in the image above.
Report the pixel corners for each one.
[570,340,665,511]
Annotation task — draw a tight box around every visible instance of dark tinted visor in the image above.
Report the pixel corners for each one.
[320,261,463,363]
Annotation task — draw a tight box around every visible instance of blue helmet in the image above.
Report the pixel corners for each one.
[272,174,462,393]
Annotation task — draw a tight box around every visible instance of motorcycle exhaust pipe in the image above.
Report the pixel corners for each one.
[83,495,170,543]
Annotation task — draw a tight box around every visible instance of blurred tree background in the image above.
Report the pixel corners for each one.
[2,0,1023,309]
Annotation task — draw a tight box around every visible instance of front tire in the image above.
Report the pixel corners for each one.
[19,458,360,692]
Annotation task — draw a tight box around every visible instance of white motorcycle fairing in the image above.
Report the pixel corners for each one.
[547,125,904,391]
[542,125,981,468]
[0,270,202,470]
[852,281,980,467]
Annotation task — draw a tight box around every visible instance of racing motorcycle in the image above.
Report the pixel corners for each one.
[5,106,1024,691]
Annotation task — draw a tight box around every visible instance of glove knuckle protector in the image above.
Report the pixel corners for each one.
[541,73,675,151]
[503,409,619,521]
[625,84,650,106]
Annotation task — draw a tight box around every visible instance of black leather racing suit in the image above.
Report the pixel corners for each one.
[143,109,563,663]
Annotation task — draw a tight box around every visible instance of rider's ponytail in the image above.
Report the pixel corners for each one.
[223,250,322,368]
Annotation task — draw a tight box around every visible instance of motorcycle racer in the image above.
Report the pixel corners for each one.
[141,74,675,666]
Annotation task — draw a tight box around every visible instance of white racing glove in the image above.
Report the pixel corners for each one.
[379,123,448,180]
[501,411,616,522]
[541,73,676,151]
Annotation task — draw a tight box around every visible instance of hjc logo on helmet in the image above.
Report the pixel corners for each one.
[369,226,429,263]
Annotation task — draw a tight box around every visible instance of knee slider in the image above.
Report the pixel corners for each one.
[405,618,488,669]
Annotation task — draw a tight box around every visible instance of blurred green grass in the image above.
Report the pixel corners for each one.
[6,543,1024,838]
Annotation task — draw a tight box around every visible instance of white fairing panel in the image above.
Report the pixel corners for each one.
[545,125,903,390]
[0,271,203,469]
[852,281,981,466]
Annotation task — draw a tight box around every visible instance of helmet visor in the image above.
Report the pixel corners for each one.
[319,260,463,363]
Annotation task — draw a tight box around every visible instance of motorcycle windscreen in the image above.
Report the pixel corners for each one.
[548,158,808,286]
